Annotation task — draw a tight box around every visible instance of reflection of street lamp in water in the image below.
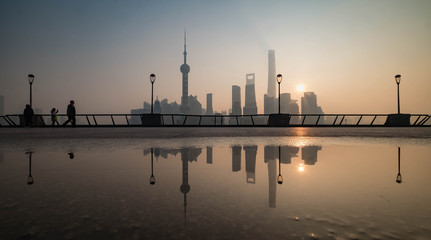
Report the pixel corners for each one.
[277,146,283,184]
[396,147,402,184]
[150,148,156,185]
[26,151,34,185]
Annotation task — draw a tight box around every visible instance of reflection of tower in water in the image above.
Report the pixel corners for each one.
[232,146,241,172]
[301,146,322,165]
[179,147,201,230]
[265,146,277,208]
[244,146,257,184]
[206,147,213,164]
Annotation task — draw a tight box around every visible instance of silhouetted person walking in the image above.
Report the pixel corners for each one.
[62,100,76,126]
[51,108,59,125]
[23,104,34,126]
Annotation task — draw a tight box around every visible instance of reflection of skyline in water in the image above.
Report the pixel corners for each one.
[2,140,426,240]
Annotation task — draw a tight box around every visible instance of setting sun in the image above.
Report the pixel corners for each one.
[296,84,305,92]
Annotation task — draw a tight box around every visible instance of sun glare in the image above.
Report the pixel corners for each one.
[296,84,305,92]
[298,164,305,172]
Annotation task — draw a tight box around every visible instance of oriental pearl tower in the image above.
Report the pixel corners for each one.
[180,29,190,114]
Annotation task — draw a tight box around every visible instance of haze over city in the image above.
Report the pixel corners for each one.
[1,0,430,115]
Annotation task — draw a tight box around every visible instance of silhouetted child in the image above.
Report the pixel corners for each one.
[51,108,59,125]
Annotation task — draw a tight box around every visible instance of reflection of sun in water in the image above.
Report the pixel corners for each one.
[296,84,305,92]
[298,163,305,172]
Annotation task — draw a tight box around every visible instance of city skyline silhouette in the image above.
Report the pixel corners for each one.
[1,1,430,115]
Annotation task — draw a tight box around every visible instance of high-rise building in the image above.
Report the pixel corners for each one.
[0,95,4,115]
[267,50,276,98]
[231,85,241,115]
[264,94,275,114]
[243,73,258,115]
[154,98,161,114]
[232,146,241,172]
[188,95,202,115]
[265,50,277,114]
[301,92,323,114]
[180,30,190,114]
[206,93,213,115]
[280,93,299,114]
[244,145,257,184]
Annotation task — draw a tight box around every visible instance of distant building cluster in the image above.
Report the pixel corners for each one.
[130,35,324,119]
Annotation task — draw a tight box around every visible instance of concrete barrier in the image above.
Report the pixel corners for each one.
[384,114,410,127]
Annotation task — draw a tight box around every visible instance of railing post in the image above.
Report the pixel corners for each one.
[370,115,377,125]
[125,115,129,125]
[356,115,363,125]
[111,115,115,125]
[339,115,345,125]
[412,115,421,125]
[301,115,306,125]
[315,115,320,125]
[332,115,338,125]
[86,115,91,125]
[93,115,98,126]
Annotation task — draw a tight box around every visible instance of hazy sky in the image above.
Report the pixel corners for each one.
[1,0,430,114]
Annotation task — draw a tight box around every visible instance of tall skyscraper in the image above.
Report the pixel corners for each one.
[180,30,190,114]
[231,85,241,115]
[243,73,258,115]
[206,93,213,115]
[265,50,276,114]
[0,95,4,115]
[267,50,276,98]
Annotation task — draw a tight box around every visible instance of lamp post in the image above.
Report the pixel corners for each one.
[396,147,402,184]
[276,74,282,114]
[150,74,156,114]
[277,146,283,184]
[28,74,35,108]
[150,148,156,185]
[395,75,401,114]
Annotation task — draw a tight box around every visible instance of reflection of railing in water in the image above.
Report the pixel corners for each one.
[0,113,430,127]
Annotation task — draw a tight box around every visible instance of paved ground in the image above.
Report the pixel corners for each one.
[1,127,431,139]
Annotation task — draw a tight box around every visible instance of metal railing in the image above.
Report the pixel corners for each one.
[1,113,430,127]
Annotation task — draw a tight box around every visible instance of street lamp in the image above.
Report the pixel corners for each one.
[28,74,35,107]
[277,146,283,184]
[150,74,156,114]
[150,148,156,185]
[394,74,401,114]
[276,74,282,114]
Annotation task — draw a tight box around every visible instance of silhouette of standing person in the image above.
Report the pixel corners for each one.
[62,100,76,126]
[23,104,34,126]
[51,108,59,125]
